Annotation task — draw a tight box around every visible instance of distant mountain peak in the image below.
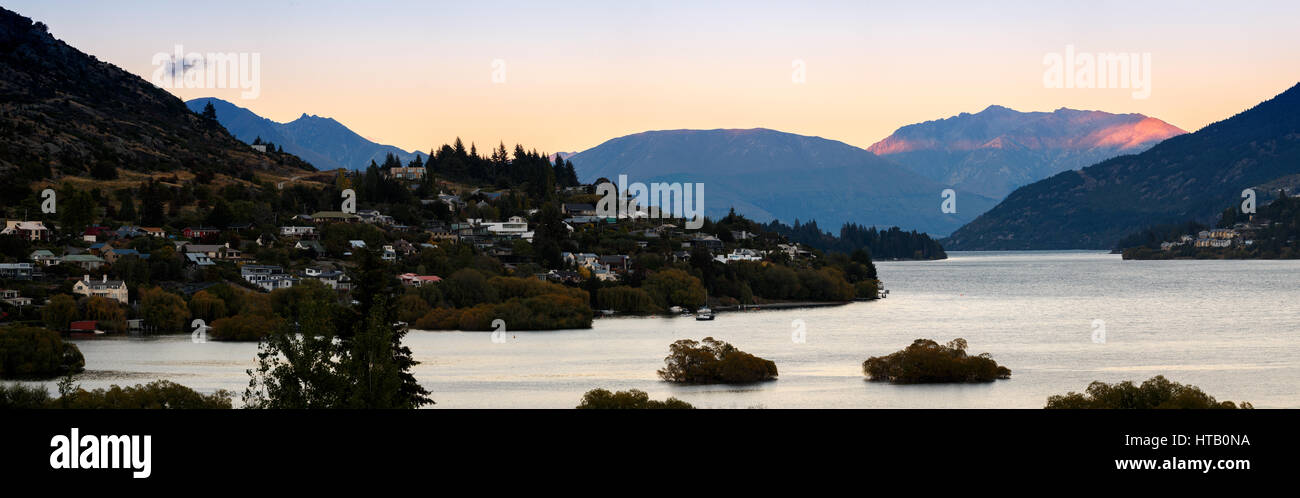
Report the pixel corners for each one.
[944,82,1300,250]
[568,127,997,236]
[186,98,424,170]
[866,105,1185,198]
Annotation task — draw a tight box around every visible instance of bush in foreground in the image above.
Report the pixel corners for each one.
[658,337,777,384]
[1,380,232,409]
[863,338,1010,383]
[0,383,54,408]
[62,380,233,409]
[1045,375,1252,409]
[576,388,694,409]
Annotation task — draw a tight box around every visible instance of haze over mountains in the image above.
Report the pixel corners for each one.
[185,97,426,171]
[567,128,998,236]
[945,82,1300,250]
[869,106,1185,199]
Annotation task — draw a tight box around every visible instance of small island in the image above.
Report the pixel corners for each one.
[658,337,778,384]
[1045,375,1251,409]
[0,325,84,379]
[863,338,1010,383]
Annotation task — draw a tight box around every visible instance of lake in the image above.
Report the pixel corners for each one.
[22,251,1300,408]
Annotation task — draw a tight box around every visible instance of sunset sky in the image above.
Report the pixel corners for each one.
[12,0,1300,156]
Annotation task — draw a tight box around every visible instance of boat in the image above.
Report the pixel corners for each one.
[695,307,715,321]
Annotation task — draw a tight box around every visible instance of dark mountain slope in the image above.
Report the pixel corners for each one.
[0,7,313,189]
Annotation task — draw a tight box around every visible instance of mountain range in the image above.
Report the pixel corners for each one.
[944,82,1300,250]
[868,106,1185,199]
[567,128,998,236]
[0,8,311,194]
[185,97,426,171]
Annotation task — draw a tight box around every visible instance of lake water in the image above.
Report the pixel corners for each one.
[20,251,1300,408]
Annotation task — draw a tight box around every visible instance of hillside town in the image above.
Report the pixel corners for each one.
[1122,192,1300,259]
[0,161,884,337]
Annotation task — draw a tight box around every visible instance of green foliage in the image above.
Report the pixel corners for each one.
[414,292,592,331]
[61,380,232,409]
[643,269,706,309]
[188,290,228,322]
[441,269,499,308]
[0,383,54,408]
[766,220,945,260]
[596,286,659,313]
[395,293,431,324]
[658,337,777,384]
[41,294,78,331]
[576,388,693,409]
[854,279,881,299]
[210,313,283,341]
[138,286,189,334]
[413,273,593,330]
[81,296,126,334]
[269,279,337,325]
[863,338,1010,383]
[244,252,431,409]
[1045,375,1252,409]
[0,325,85,379]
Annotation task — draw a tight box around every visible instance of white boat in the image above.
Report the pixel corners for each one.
[695,307,715,321]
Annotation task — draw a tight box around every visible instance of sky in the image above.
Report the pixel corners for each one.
[10,0,1300,155]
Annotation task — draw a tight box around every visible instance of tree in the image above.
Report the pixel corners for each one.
[643,269,706,309]
[201,101,218,121]
[244,251,431,409]
[243,293,347,408]
[657,337,777,384]
[210,313,282,341]
[206,198,235,228]
[188,290,228,322]
[82,296,126,334]
[117,195,137,223]
[0,325,85,379]
[139,287,189,334]
[863,338,1010,383]
[41,294,78,331]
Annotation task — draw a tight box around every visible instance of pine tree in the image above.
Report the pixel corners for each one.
[201,101,217,121]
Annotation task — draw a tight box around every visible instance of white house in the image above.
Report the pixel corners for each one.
[280,226,316,237]
[480,216,535,242]
[29,249,59,266]
[72,275,128,304]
